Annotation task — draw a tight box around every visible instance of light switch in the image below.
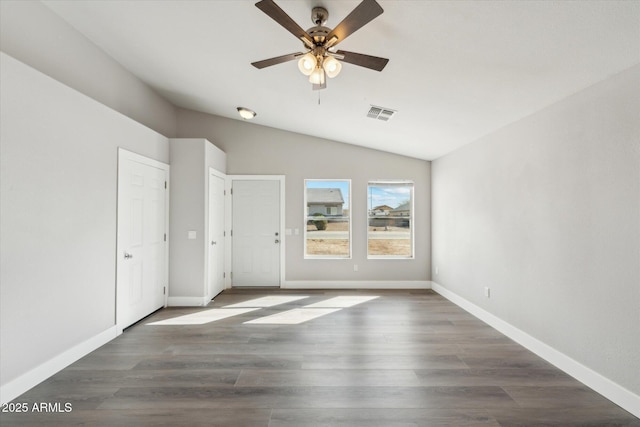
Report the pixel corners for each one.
[188,230,197,240]
[294,228,300,235]
[285,229,292,236]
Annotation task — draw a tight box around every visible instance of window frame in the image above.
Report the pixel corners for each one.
[304,179,352,259]
[367,180,415,259]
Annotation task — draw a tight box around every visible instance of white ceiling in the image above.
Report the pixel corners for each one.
[43,0,639,160]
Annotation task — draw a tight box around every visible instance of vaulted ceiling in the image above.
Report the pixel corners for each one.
[43,0,640,160]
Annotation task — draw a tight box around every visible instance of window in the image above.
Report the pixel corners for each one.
[305,179,351,258]
[367,181,414,258]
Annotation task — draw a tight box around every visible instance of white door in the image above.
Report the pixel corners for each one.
[117,149,168,331]
[208,170,225,299]
[232,179,281,287]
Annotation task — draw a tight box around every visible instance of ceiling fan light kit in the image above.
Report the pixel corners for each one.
[252,0,389,91]
[297,52,316,76]
[309,66,326,85]
[322,56,342,78]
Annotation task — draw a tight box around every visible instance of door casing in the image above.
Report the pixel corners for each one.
[207,168,226,299]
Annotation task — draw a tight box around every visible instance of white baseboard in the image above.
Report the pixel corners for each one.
[431,282,640,419]
[167,296,210,306]
[282,280,431,289]
[0,326,117,405]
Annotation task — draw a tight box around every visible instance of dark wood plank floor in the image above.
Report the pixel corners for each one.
[2,289,638,426]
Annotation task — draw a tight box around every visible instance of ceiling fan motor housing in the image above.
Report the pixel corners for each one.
[308,7,330,45]
[307,26,331,45]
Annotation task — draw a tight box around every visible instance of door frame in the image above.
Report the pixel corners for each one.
[207,167,227,299]
[226,175,285,288]
[116,148,170,335]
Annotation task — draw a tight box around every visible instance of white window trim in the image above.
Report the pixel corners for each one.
[304,179,352,259]
[367,180,415,259]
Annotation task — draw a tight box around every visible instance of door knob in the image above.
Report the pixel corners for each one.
[124,252,133,259]
[275,239,280,244]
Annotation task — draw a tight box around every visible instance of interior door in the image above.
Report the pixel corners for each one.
[117,149,168,331]
[208,170,225,299]
[232,179,281,287]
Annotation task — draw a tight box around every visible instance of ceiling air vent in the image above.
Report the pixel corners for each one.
[367,105,396,121]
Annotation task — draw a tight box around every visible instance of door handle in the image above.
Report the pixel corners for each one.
[124,252,133,259]
[275,239,280,244]
[211,241,217,245]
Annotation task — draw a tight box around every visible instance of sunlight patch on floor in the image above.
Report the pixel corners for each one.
[243,295,380,324]
[223,295,309,308]
[146,308,258,325]
[147,295,380,326]
[244,308,341,325]
[304,295,379,308]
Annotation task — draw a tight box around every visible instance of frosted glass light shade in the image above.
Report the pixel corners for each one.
[237,107,256,120]
[309,67,325,85]
[297,53,316,76]
[322,56,342,78]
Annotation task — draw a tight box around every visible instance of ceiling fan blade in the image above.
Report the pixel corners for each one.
[335,50,389,71]
[255,0,314,47]
[325,0,383,47]
[251,52,303,69]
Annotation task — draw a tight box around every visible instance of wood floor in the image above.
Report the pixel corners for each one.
[2,289,638,426]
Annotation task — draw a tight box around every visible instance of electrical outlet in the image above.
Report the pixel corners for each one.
[484,287,491,298]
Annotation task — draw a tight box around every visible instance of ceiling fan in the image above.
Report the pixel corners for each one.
[251,0,389,90]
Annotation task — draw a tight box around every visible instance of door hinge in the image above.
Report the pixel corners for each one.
[164,181,167,189]
[164,233,166,242]
[163,286,166,295]
[223,272,226,278]
[224,190,226,196]
[231,230,233,237]
[230,188,233,195]
[223,231,226,237]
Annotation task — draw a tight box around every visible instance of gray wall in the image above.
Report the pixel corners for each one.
[177,109,431,283]
[0,2,178,397]
[431,65,640,395]
[0,0,177,138]
[0,53,169,388]
[169,139,226,301]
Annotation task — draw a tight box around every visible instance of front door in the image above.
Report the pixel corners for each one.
[208,170,225,299]
[231,179,281,287]
[116,149,168,331]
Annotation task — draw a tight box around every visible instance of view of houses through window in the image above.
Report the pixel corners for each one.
[368,181,414,258]
[305,179,351,258]
[304,179,413,258]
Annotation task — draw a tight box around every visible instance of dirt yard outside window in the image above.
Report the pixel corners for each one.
[306,221,411,257]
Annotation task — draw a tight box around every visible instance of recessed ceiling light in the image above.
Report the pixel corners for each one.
[237,107,257,120]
